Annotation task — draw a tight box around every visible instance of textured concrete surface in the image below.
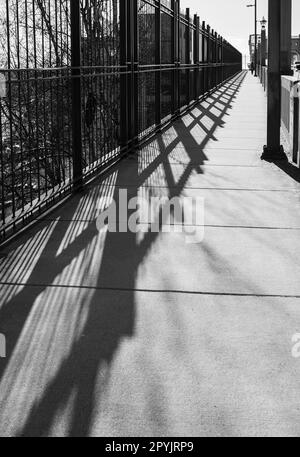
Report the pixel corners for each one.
[1,72,300,437]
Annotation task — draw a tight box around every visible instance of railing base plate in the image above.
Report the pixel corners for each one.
[261,145,288,162]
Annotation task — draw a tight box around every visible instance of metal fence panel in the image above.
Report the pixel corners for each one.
[0,0,242,243]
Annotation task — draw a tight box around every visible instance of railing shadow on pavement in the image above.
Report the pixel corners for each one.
[0,71,247,437]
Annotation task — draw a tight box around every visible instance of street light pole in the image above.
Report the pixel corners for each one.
[247,1,258,76]
[254,0,257,76]
[260,17,267,68]
[261,0,287,161]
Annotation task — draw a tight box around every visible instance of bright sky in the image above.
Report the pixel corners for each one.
[180,0,300,60]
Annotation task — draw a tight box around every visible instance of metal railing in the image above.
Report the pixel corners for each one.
[259,65,300,166]
[259,64,300,167]
[281,75,300,166]
[0,0,242,243]
[258,65,268,91]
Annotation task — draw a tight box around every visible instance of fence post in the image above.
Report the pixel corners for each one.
[215,31,218,86]
[194,15,199,100]
[177,0,181,113]
[207,24,211,92]
[70,0,83,191]
[132,0,139,148]
[120,0,128,151]
[171,0,175,113]
[127,0,133,146]
[221,37,224,83]
[155,0,162,126]
[186,8,190,105]
[202,21,206,95]
[212,29,215,88]
[125,0,138,150]
[173,0,179,115]
[217,34,221,85]
[293,88,299,164]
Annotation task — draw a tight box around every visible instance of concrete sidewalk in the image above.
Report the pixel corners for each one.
[1,71,300,437]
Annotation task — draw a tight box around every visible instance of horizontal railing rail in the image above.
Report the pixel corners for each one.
[0,0,242,244]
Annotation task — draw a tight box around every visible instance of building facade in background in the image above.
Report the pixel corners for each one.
[249,34,300,66]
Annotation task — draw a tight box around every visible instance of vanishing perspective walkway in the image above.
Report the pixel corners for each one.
[1,71,300,437]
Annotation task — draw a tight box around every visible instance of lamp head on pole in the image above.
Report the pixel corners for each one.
[260,16,267,30]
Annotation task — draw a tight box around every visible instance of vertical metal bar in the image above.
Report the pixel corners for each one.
[171,0,176,114]
[48,0,55,193]
[71,0,83,190]
[254,0,257,76]
[59,0,66,184]
[173,0,179,114]
[223,39,226,81]
[217,33,220,83]
[32,0,41,200]
[66,1,72,184]
[215,31,218,86]
[155,1,162,126]
[220,35,223,83]
[202,21,206,95]
[0,100,4,225]
[293,97,299,164]
[127,0,138,149]
[120,0,128,150]
[207,24,211,92]
[186,8,190,105]
[177,0,181,112]
[194,15,199,100]
[127,0,133,144]
[15,0,25,211]
[132,0,139,148]
[211,29,214,88]
[6,0,16,220]
[41,2,48,196]
[221,36,224,83]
